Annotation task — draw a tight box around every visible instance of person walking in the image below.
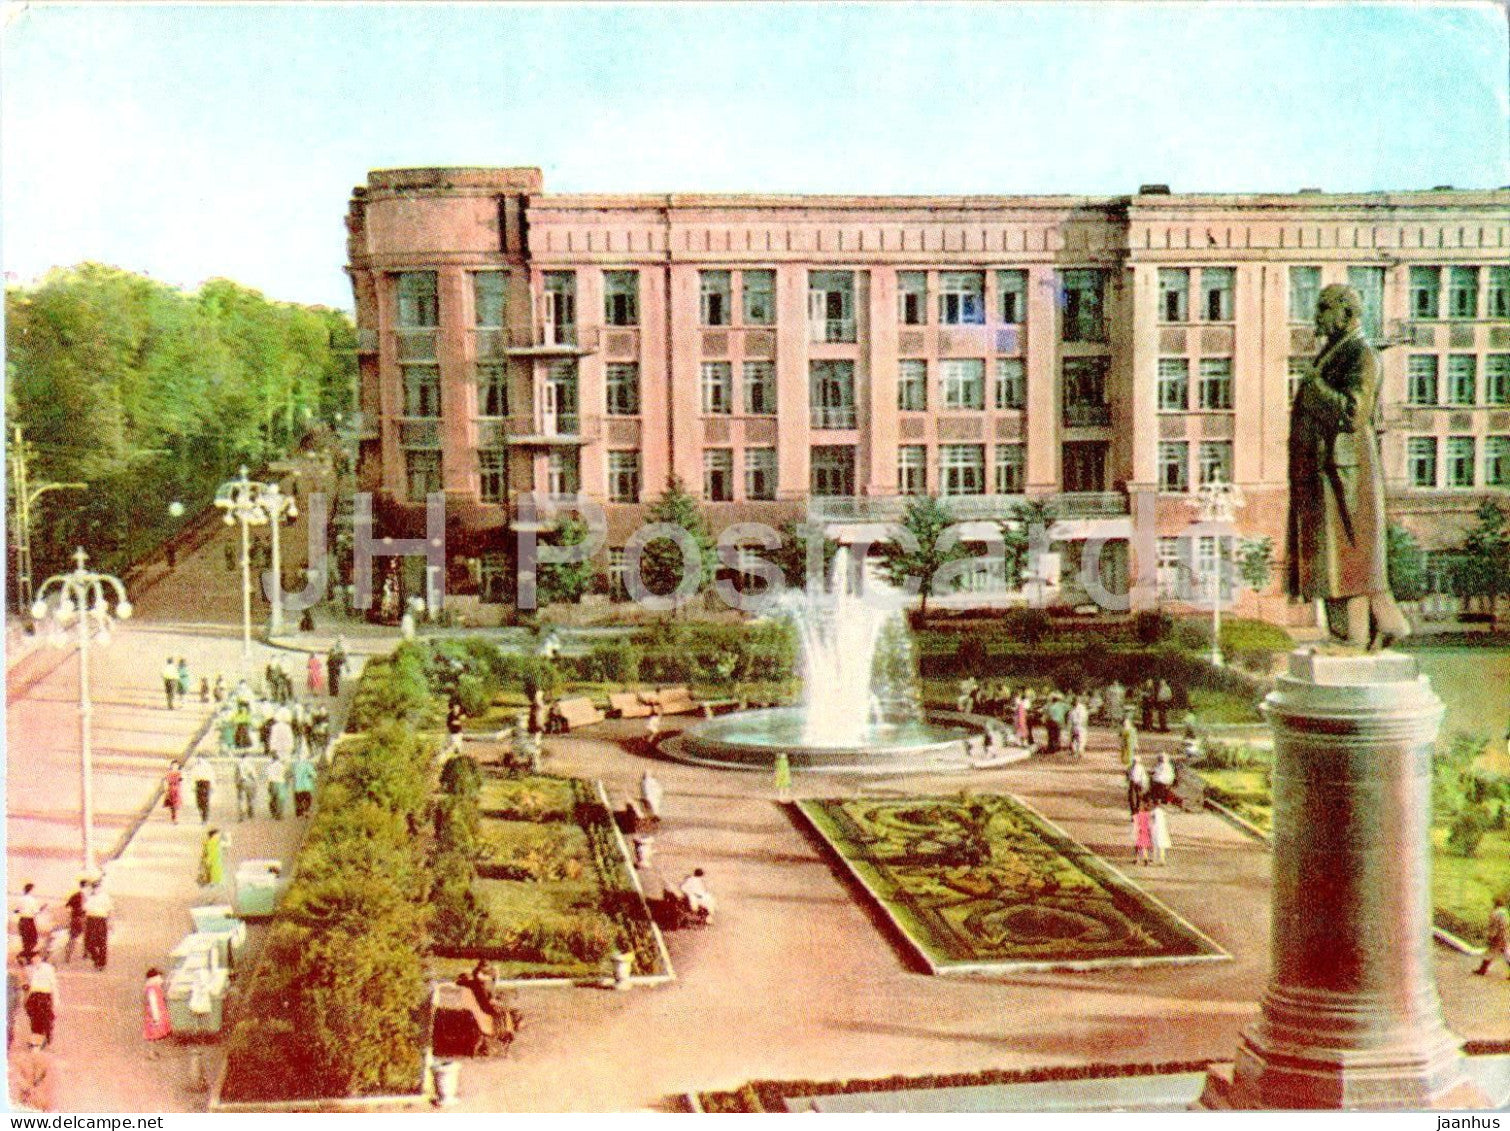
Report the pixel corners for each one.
[1127,756,1150,818]
[234,759,257,821]
[212,674,227,704]
[269,710,296,762]
[1013,692,1030,747]
[307,652,326,696]
[1150,800,1172,866]
[61,882,87,964]
[189,756,214,824]
[1069,696,1089,759]
[23,957,57,1047]
[198,828,226,889]
[13,883,43,962]
[177,657,191,703]
[83,883,112,969]
[1152,751,1177,806]
[1474,896,1510,977]
[161,657,179,709]
[1155,678,1173,732]
[292,755,316,818]
[446,699,466,756]
[1119,714,1139,767]
[266,758,288,820]
[326,640,348,697]
[142,968,171,1050]
[640,771,665,821]
[163,766,183,824]
[1044,693,1068,754]
[1132,799,1154,866]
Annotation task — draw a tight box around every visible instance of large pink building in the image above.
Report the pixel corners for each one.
[345,167,1510,619]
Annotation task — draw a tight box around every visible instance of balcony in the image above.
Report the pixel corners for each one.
[806,490,1128,525]
[810,406,858,430]
[1063,403,1112,428]
[809,318,857,344]
[504,324,601,356]
[496,413,600,446]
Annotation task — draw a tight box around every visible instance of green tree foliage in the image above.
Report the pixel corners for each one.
[878,496,970,621]
[1386,524,1430,603]
[997,499,1058,592]
[1236,537,1274,593]
[1454,501,1510,628]
[537,515,596,606]
[766,520,840,591]
[6,264,354,576]
[636,477,718,609]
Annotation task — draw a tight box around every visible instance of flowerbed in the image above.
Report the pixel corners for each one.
[799,795,1226,972]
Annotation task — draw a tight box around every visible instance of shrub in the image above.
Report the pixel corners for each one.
[1001,607,1051,646]
[453,673,494,717]
[517,657,562,701]
[1446,805,1489,858]
[439,753,482,798]
[586,642,640,683]
[1132,609,1174,646]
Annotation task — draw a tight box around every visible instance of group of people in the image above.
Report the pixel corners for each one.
[623,771,716,926]
[956,678,1189,756]
[1123,743,1180,866]
[8,875,116,1057]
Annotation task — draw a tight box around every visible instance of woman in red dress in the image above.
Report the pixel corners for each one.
[142,968,171,1045]
[163,768,182,824]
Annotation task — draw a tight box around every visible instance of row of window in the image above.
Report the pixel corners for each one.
[1408,266,1510,321]
[897,444,1025,497]
[1406,435,1510,488]
[1405,354,1510,407]
[1157,441,1237,493]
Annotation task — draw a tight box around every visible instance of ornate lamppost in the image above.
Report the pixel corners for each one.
[215,467,271,659]
[30,548,132,875]
[1189,476,1245,668]
[257,482,298,637]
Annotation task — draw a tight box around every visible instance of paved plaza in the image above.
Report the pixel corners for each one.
[6,481,1507,1111]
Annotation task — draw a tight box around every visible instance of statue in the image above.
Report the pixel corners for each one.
[1284,284,1410,650]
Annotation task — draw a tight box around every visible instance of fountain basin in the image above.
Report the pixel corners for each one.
[667,706,1015,774]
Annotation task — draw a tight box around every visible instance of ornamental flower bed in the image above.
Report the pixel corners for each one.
[432,772,670,982]
[799,794,1226,974]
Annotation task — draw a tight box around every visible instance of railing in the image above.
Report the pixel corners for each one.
[505,325,601,352]
[805,490,1128,525]
[397,418,441,449]
[1062,403,1112,427]
[810,406,858,429]
[493,413,601,444]
[809,318,856,344]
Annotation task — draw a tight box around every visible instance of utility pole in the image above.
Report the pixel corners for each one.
[8,425,87,616]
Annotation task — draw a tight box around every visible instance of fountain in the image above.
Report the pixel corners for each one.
[671,548,1012,773]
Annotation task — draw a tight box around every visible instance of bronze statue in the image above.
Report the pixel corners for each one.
[1285,284,1410,650]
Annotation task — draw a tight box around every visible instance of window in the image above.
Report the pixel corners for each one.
[1407,356,1439,405]
[1196,535,1235,601]
[700,362,733,415]
[898,360,928,411]
[940,444,986,495]
[700,270,732,326]
[941,358,986,411]
[607,451,641,504]
[477,363,508,417]
[1198,441,1234,485]
[1060,269,1107,342]
[1158,269,1190,323]
[402,365,441,417]
[1159,441,1190,493]
[1486,435,1510,487]
[1347,266,1385,340]
[1062,357,1110,426]
[606,363,640,416]
[742,270,775,325]
[1289,267,1321,322]
[478,451,506,503]
[809,361,856,428]
[1198,358,1234,410]
[1410,267,1441,320]
[546,449,579,495]
[543,272,576,344]
[898,445,927,496]
[743,361,776,415]
[474,271,507,326]
[1489,266,1510,319]
[608,549,628,600]
[898,271,927,325]
[745,448,776,500]
[1062,441,1108,492]
[1201,268,1235,322]
[544,359,579,434]
[603,271,639,326]
[1408,437,1438,487]
[1288,357,1309,402]
[1487,355,1510,405]
[994,444,1025,494]
[811,446,856,497]
[808,271,856,342]
[1158,358,1189,411]
[995,358,1025,410]
[479,552,509,604]
[1448,267,1479,320]
[397,271,439,327]
[1446,436,1475,488]
[1446,355,1476,405]
[998,270,1027,325]
[405,450,442,498]
[939,271,985,325]
[1156,536,1187,599]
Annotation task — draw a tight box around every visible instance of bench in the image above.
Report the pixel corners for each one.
[549,696,605,732]
[649,686,699,716]
[608,692,652,720]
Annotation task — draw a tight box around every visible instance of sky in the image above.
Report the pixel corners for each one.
[2,1,1506,312]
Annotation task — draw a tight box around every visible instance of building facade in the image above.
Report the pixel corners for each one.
[346,167,1510,618]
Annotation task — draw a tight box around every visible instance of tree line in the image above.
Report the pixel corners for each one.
[6,263,356,578]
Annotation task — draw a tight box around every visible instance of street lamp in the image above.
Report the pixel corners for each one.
[1189,476,1245,668]
[257,483,298,637]
[30,548,132,875]
[215,467,270,659]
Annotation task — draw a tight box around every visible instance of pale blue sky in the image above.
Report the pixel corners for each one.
[3,2,1506,312]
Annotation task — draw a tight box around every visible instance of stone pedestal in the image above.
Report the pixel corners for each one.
[1206,650,1488,1110]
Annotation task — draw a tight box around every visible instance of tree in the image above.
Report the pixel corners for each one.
[536,516,595,606]
[766,520,840,592]
[1386,524,1429,604]
[996,499,1058,592]
[1454,501,1510,629]
[635,477,718,611]
[876,496,970,623]
[1236,536,1274,594]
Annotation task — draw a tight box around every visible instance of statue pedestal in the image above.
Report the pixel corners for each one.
[1202,650,1489,1110]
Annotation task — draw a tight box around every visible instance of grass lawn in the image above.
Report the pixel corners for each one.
[799,794,1226,972]
[1194,768,1272,832]
[1410,647,1510,771]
